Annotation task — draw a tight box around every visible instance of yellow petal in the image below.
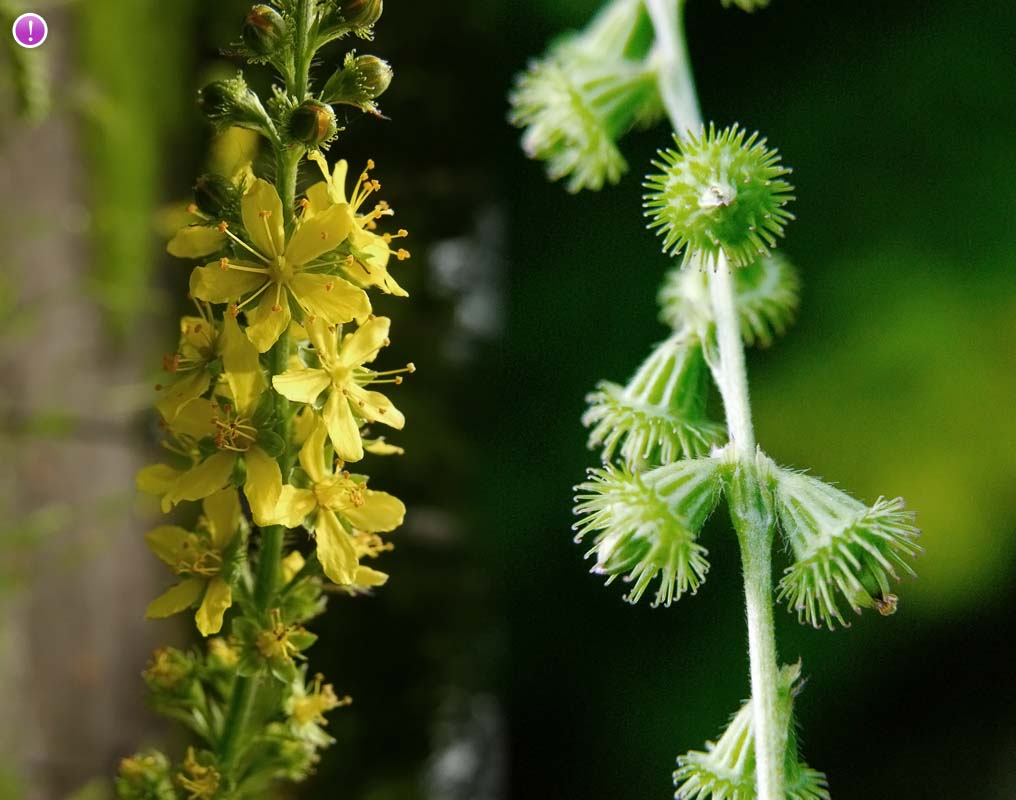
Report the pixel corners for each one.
[220,313,265,415]
[137,463,181,495]
[281,550,306,583]
[242,178,284,258]
[286,203,353,265]
[330,160,350,205]
[323,389,363,463]
[144,525,193,566]
[353,565,389,587]
[343,489,405,533]
[347,228,408,297]
[304,316,340,366]
[190,262,265,304]
[146,577,204,619]
[166,452,236,508]
[168,226,226,259]
[346,384,405,429]
[203,488,241,551]
[289,273,369,326]
[272,368,330,404]
[263,485,318,528]
[243,447,283,526]
[245,288,292,353]
[195,577,232,636]
[298,417,332,483]
[304,181,332,217]
[170,397,218,439]
[364,437,405,456]
[340,316,390,368]
[155,370,211,422]
[314,510,358,585]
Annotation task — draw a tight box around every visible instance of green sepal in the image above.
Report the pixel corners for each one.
[257,429,286,458]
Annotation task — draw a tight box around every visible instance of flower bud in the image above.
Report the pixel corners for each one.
[321,53,393,115]
[336,0,383,28]
[116,750,176,800]
[288,99,338,146]
[198,75,274,136]
[242,4,286,56]
[193,173,234,218]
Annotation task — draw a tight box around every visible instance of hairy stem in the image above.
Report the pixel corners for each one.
[645,1,782,797]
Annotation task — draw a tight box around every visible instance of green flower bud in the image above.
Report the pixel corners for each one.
[573,457,725,607]
[336,0,383,29]
[288,99,338,146]
[583,329,724,469]
[321,53,393,115]
[193,173,234,218]
[242,4,286,56]
[116,750,177,800]
[198,75,274,137]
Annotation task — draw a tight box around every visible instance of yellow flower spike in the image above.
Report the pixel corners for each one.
[145,489,242,636]
[272,316,408,463]
[305,152,410,296]
[190,178,368,353]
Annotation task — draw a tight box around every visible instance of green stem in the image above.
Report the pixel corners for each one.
[216,3,314,784]
[644,1,783,798]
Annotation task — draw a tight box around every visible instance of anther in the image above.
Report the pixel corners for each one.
[219,257,230,270]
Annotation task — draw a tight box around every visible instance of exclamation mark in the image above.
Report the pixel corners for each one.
[27,18,33,43]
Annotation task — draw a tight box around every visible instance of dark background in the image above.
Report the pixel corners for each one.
[1,1,1014,798]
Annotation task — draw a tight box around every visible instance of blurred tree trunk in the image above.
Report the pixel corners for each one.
[0,7,168,798]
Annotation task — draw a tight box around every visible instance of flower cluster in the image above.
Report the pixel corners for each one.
[121,1,412,796]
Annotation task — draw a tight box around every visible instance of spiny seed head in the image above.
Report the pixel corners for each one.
[771,465,922,630]
[674,663,830,800]
[644,123,795,268]
[583,331,725,468]
[572,459,724,607]
[658,253,801,348]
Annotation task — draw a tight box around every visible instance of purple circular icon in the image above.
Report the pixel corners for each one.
[12,12,47,49]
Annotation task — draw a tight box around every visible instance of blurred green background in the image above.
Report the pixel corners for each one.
[1,0,1014,799]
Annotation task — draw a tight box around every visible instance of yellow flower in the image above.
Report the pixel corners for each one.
[137,314,284,525]
[189,178,369,352]
[272,316,410,463]
[145,489,241,636]
[268,419,404,585]
[155,304,222,422]
[165,162,256,259]
[306,152,410,296]
[177,748,220,800]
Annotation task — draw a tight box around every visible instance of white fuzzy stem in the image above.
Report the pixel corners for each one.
[644,1,782,798]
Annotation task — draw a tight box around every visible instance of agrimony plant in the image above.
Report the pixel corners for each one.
[118,1,412,797]
[511,1,921,798]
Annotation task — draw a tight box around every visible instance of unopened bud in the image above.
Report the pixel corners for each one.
[288,99,338,146]
[198,75,273,136]
[243,5,286,55]
[321,53,393,114]
[336,0,383,29]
